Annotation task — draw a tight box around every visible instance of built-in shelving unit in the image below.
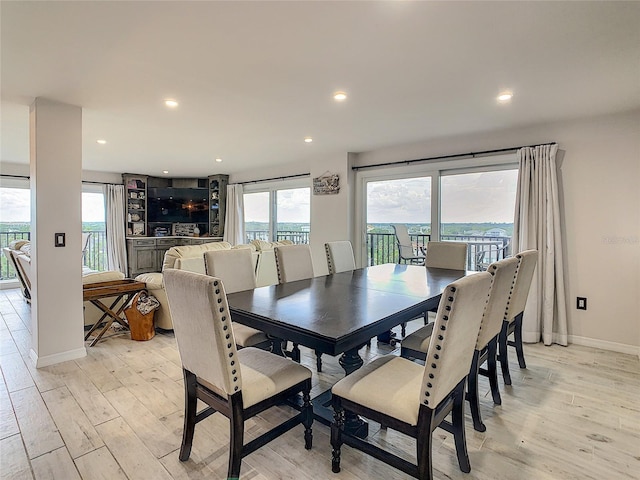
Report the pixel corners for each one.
[208,174,229,238]
[123,174,148,236]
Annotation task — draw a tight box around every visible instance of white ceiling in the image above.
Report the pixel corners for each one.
[2,1,639,177]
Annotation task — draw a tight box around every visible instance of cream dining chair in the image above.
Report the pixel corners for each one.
[330,271,493,480]
[203,248,270,350]
[324,240,356,274]
[402,256,519,432]
[163,269,313,480]
[274,244,325,371]
[498,249,537,385]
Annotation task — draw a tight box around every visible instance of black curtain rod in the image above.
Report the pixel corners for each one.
[0,174,121,186]
[351,143,557,171]
[238,172,310,185]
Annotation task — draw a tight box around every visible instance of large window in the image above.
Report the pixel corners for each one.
[0,185,31,280]
[82,186,107,271]
[366,176,432,264]
[440,168,518,269]
[244,184,310,244]
[359,156,518,268]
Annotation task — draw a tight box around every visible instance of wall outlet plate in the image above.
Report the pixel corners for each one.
[576,297,587,310]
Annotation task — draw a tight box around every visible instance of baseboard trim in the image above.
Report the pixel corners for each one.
[568,335,640,358]
[30,347,87,368]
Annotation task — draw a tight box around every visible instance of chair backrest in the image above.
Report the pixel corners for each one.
[506,249,538,322]
[391,224,416,259]
[164,269,241,398]
[476,256,519,349]
[203,248,256,294]
[325,241,356,274]
[81,233,91,259]
[274,244,314,283]
[422,271,493,408]
[424,241,468,270]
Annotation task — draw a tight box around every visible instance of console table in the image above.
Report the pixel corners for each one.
[83,279,147,346]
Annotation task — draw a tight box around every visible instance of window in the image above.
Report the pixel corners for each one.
[82,186,107,271]
[358,155,518,268]
[366,176,432,264]
[440,168,518,270]
[244,183,310,244]
[0,184,30,280]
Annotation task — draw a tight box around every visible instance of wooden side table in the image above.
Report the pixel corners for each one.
[83,279,147,346]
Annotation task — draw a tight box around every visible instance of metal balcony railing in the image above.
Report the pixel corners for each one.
[246,230,310,244]
[366,232,511,270]
[0,230,107,281]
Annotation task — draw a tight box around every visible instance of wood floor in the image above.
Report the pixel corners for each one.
[1,287,639,480]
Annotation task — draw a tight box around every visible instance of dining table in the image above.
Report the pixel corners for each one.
[226,263,468,436]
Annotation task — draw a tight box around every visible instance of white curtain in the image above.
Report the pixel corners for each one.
[223,183,245,245]
[513,144,568,346]
[105,184,128,275]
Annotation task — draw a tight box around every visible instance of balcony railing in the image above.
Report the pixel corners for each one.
[246,230,310,245]
[0,230,107,281]
[366,232,511,270]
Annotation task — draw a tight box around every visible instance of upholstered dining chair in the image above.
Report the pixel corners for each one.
[324,241,356,274]
[330,271,493,480]
[163,269,313,480]
[402,256,519,432]
[203,248,271,350]
[274,244,324,371]
[274,244,315,283]
[399,241,469,337]
[391,224,425,264]
[499,249,537,385]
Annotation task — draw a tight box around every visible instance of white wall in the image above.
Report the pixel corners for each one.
[230,153,354,275]
[233,109,640,354]
[353,109,640,354]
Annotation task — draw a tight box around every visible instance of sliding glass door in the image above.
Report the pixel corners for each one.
[365,176,432,265]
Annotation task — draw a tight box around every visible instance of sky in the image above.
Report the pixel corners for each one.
[2,169,517,225]
[0,188,105,222]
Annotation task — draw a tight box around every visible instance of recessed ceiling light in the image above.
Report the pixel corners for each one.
[215,158,223,163]
[164,99,179,108]
[497,92,513,103]
[162,170,169,174]
[96,139,107,144]
[304,137,313,143]
[333,91,347,101]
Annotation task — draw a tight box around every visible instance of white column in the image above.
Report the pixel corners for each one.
[29,98,86,367]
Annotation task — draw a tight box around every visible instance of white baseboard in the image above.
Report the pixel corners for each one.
[30,347,87,368]
[568,335,640,358]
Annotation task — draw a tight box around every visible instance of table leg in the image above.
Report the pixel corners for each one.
[86,294,131,346]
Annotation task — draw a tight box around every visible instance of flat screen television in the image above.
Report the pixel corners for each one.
[147,187,209,224]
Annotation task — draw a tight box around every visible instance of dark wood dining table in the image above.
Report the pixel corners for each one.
[226,263,468,435]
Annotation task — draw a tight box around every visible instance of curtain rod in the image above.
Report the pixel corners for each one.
[238,172,310,185]
[351,143,557,171]
[0,174,122,186]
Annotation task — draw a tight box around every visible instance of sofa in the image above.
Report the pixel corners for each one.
[3,240,127,327]
[135,239,292,330]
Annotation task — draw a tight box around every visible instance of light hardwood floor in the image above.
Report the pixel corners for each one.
[1,287,639,480]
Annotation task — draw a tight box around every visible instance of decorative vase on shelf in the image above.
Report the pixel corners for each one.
[193,226,200,237]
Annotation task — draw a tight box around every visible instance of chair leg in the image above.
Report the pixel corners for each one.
[498,322,512,386]
[416,407,436,480]
[179,370,197,461]
[487,338,502,405]
[331,402,345,473]
[302,386,313,449]
[451,381,471,473]
[228,396,244,480]
[315,350,323,373]
[401,322,407,338]
[467,350,486,432]
[513,313,527,368]
[292,343,301,363]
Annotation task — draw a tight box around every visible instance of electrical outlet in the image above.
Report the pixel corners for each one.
[576,297,587,310]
